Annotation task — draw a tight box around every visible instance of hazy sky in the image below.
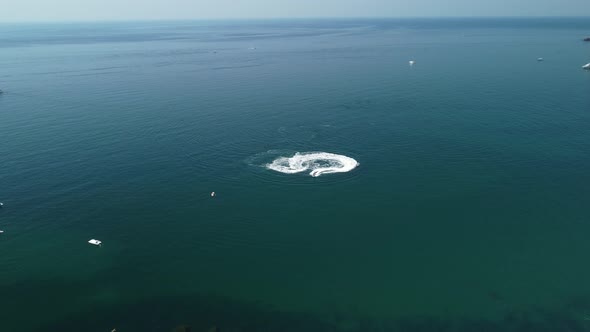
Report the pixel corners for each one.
[0,0,587,22]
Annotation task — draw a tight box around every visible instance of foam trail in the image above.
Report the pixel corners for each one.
[266,152,359,177]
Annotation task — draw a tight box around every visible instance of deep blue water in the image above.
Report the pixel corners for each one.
[1,18,590,332]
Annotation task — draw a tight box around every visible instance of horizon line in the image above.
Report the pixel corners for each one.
[1,15,590,25]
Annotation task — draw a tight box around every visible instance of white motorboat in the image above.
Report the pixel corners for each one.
[88,239,102,246]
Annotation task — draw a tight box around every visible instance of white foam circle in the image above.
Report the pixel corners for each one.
[266,152,359,177]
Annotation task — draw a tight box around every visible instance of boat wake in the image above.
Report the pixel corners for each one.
[266,152,359,177]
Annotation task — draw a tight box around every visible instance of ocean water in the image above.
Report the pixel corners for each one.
[1,18,590,332]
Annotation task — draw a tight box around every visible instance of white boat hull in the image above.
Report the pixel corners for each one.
[88,239,102,246]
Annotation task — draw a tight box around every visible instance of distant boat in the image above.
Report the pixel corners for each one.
[583,63,590,70]
[584,37,590,42]
[88,239,102,246]
[0,202,3,207]
[537,58,544,61]
[0,230,4,234]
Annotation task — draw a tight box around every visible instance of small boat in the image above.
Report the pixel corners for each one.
[583,63,590,70]
[88,239,102,246]
[409,60,415,66]
[210,191,216,197]
[537,58,544,61]
[0,230,4,234]
[584,37,590,42]
[0,202,3,207]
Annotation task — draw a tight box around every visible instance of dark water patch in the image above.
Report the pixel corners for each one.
[16,282,590,332]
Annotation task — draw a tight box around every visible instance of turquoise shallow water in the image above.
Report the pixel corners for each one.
[1,18,590,332]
